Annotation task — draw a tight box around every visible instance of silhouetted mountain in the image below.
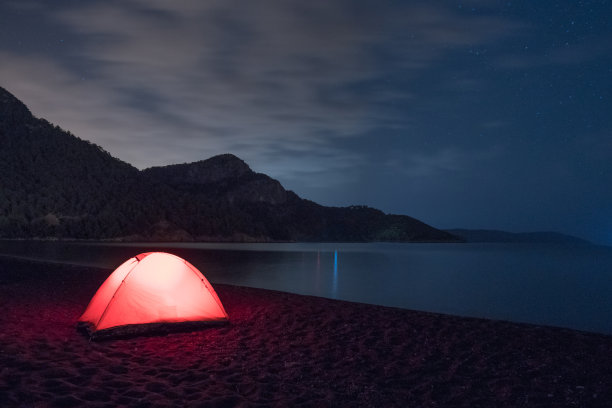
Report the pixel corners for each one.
[142,155,457,242]
[143,154,289,205]
[0,86,458,242]
[446,229,590,245]
[0,87,148,238]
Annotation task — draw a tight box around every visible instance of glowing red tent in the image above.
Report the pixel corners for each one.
[78,252,228,337]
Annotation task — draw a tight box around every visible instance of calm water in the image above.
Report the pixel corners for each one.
[1,241,611,335]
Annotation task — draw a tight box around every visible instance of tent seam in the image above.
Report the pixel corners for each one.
[181,258,228,318]
[181,258,207,284]
[94,258,140,329]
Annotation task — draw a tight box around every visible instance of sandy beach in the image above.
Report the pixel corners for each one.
[1,255,611,407]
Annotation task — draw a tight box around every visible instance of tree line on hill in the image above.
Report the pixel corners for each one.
[0,86,458,242]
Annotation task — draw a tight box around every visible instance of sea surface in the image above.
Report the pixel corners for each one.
[1,240,611,335]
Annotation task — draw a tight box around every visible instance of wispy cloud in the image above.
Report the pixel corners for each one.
[1,0,520,173]
[385,145,502,180]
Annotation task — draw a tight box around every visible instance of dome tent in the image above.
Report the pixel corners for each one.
[78,252,228,338]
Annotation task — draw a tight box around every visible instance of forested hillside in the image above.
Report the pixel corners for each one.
[0,86,458,242]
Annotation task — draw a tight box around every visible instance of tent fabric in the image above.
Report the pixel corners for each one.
[79,252,228,334]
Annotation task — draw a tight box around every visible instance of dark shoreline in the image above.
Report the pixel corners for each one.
[1,255,611,407]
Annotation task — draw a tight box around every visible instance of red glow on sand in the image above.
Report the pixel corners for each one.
[79,252,228,332]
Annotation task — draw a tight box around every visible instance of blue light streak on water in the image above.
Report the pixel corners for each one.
[332,250,338,297]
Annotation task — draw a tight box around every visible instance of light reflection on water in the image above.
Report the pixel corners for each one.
[333,250,338,297]
[1,240,611,334]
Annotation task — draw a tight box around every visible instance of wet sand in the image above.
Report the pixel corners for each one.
[1,255,611,407]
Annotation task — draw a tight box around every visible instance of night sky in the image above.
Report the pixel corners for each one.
[1,1,611,244]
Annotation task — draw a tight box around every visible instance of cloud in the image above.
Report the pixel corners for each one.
[385,145,502,180]
[2,0,521,176]
[3,0,42,12]
[0,52,178,163]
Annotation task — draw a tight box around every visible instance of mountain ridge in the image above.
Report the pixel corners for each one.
[446,229,590,245]
[142,154,290,205]
[0,86,458,242]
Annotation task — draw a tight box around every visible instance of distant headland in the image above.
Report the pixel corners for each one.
[445,229,591,245]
